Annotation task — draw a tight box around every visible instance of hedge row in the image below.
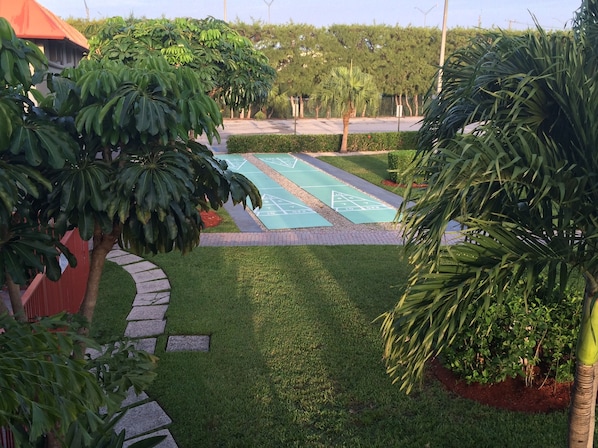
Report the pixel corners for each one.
[387,150,416,183]
[226,131,418,153]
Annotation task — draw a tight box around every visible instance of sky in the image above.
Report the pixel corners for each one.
[37,0,581,31]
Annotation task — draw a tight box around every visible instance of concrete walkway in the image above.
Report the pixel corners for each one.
[105,249,178,448]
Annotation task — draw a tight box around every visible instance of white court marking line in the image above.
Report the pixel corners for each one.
[260,157,299,169]
[331,191,394,212]
[220,157,247,171]
[255,194,318,217]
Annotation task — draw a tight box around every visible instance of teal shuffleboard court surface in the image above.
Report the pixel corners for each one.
[217,154,332,230]
[255,154,397,224]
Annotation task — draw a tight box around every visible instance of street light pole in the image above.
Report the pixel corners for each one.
[415,4,437,27]
[437,0,448,94]
[264,0,274,24]
[223,0,227,21]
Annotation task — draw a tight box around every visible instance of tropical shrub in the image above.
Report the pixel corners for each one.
[387,150,416,183]
[442,282,582,385]
[253,111,267,120]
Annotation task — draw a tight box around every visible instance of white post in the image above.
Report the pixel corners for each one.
[437,0,449,94]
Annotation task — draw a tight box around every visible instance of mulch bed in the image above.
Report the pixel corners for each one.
[430,360,572,413]
[200,210,222,228]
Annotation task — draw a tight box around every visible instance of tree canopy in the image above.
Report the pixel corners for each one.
[83,16,276,112]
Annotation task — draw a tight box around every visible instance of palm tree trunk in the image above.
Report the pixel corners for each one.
[78,222,121,334]
[569,274,598,447]
[340,111,351,152]
[569,361,598,447]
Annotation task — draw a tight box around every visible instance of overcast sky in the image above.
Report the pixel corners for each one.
[37,0,580,31]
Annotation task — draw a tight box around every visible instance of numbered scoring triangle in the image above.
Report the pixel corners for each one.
[331,191,393,212]
[256,194,317,216]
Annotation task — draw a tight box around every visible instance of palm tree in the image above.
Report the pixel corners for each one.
[311,65,379,152]
[380,1,598,446]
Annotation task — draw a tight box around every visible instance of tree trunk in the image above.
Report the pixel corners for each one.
[78,222,121,334]
[299,96,304,118]
[404,95,413,117]
[340,109,352,153]
[569,362,598,447]
[569,275,598,447]
[6,274,26,322]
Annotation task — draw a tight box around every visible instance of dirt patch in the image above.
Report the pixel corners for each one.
[200,210,222,228]
[430,360,571,413]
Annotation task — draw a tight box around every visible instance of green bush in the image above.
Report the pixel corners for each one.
[387,150,416,183]
[442,282,582,385]
[227,131,418,153]
[253,111,266,120]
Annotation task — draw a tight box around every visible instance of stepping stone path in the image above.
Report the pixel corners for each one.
[105,249,211,447]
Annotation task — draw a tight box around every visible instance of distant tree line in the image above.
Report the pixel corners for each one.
[68,18,532,118]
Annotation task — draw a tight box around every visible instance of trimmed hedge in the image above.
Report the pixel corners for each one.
[226,131,418,153]
[387,150,416,183]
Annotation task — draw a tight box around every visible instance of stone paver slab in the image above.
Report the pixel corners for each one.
[114,401,172,439]
[136,279,171,294]
[166,335,210,352]
[108,254,145,266]
[133,338,157,354]
[131,269,167,283]
[108,249,130,259]
[123,261,158,274]
[124,429,178,448]
[127,305,168,322]
[125,320,166,338]
[121,388,149,408]
[133,292,170,307]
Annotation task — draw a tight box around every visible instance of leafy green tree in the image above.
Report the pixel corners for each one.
[39,54,261,328]
[380,1,598,445]
[0,19,165,446]
[0,312,162,447]
[0,18,78,320]
[87,17,276,114]
[311,65,379,152]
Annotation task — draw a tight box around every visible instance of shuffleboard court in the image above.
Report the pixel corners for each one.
[218,154,332,230]
[255,154,397,224]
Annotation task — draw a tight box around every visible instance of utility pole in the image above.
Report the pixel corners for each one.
[415,4,437,27]
[264,0,274,24]
[224,0,227,21]
[437,0,448,94]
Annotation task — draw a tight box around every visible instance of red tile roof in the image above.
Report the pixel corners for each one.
[0,0,88,50]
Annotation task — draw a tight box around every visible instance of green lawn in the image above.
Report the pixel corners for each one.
[95,246,568,448]
[201,207,239,233]
[317,153,404,194]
